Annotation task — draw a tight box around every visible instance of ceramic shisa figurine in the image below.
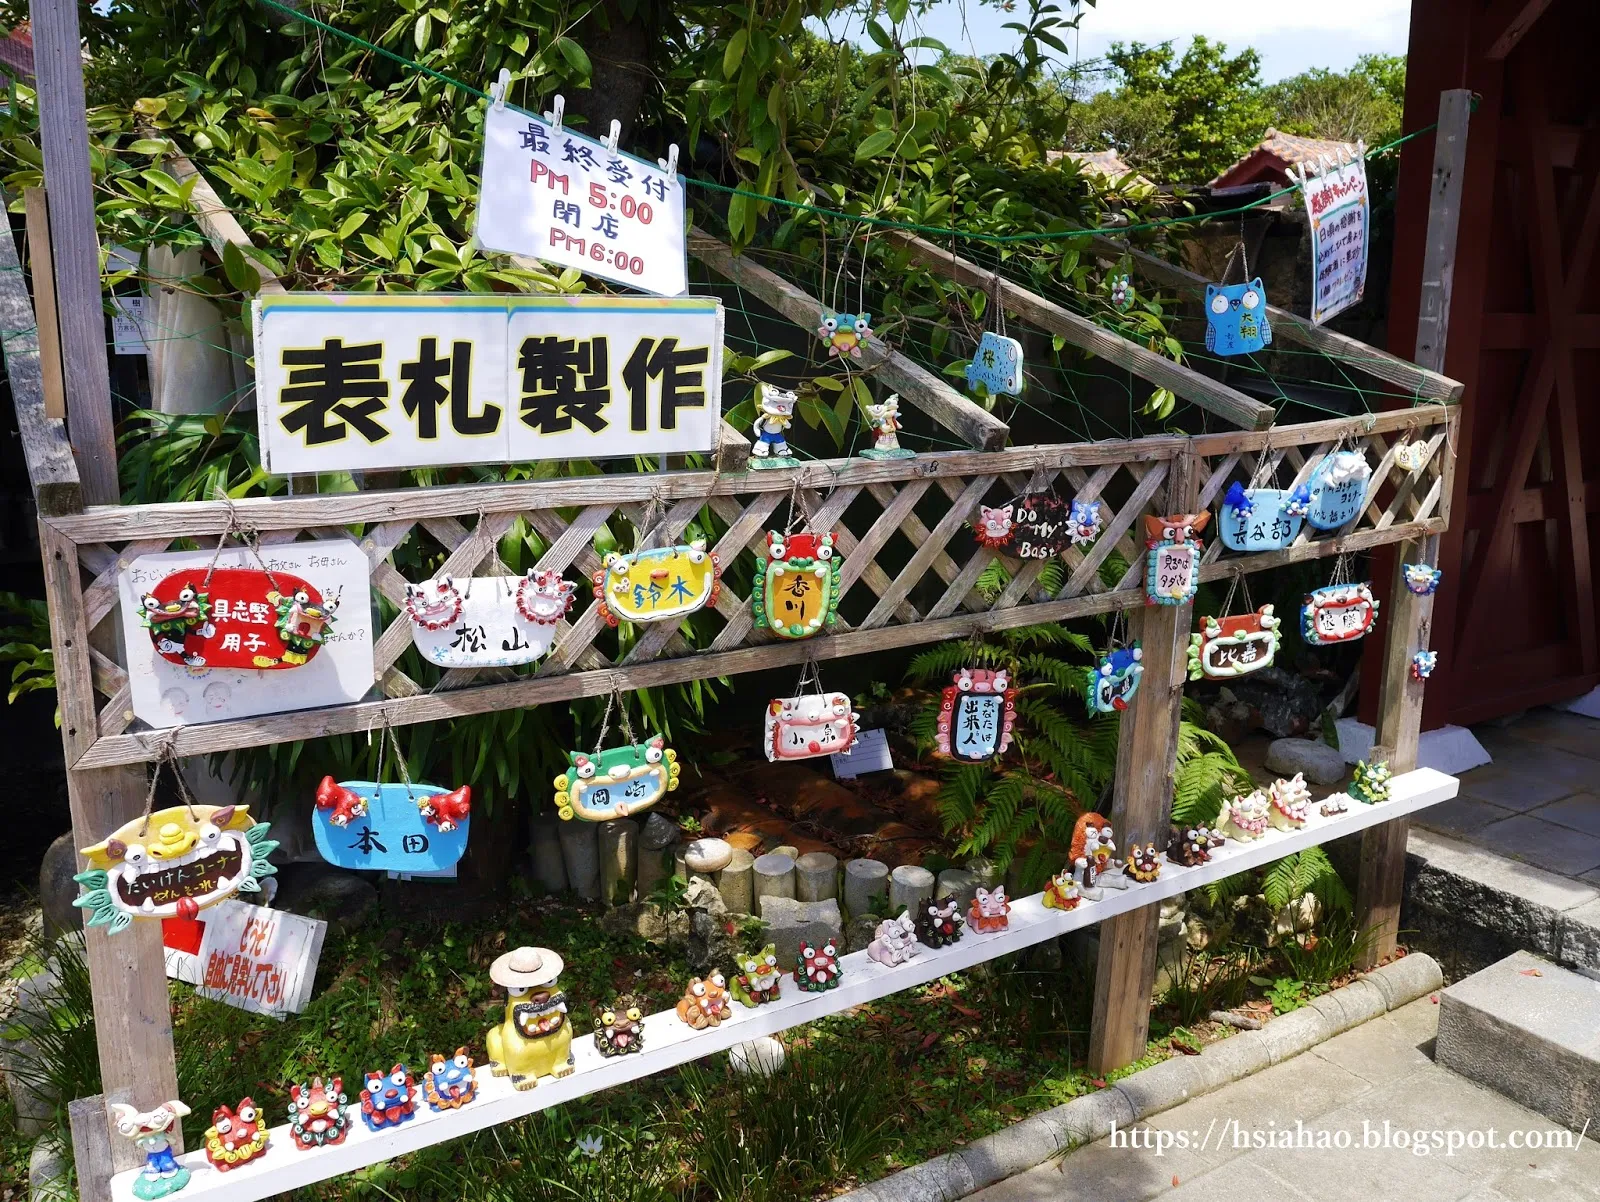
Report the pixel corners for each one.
[730,945,783,1006]
[1042,867,1082,910]
[676,972,731,1029]
[1320,793,1354,816]
[968,885,1011,932]
[1071,811,1127,899]
[360,1064,417,1131]
[204,1098,268,1171]
[112,1100,191,1199]
[1268,773,1312,831]
[1123,842,1163,883]
[861,393,916,460]
[269,586,339,666]
[487,946,574,1090]
[867,912,920,965]
[422,1049,478,1109]
[287,1076,349,1150]
[1217,789,1270,842]
[594,1006,645,1057]
[916,897,965,948]
[1350,760,1392,804]
[750,383,800,466]
[1167,823,1223,867]
[796,939,842,991]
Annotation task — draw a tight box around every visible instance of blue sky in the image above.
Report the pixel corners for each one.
[840,0,1411,84]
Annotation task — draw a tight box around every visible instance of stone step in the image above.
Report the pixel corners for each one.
[1436,950,1600,1138]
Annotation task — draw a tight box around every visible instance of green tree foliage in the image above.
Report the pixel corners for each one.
[1264,53,1407,145]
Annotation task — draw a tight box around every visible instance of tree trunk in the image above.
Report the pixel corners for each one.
[566,0,655,146]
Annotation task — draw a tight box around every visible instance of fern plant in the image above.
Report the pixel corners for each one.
[909,624,1254,892]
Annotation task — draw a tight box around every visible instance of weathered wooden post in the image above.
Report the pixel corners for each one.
[1356,89,1471,969]
[1088,450,1199,1073]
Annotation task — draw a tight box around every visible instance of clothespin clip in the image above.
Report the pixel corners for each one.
[658,143,680,178]
[1356,138,1367,166]
[490,68,510,113]
[544,94,565,134]
[600,119,622,156]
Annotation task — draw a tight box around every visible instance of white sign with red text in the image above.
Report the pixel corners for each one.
[476,104,688,297]
[195,899,327,1020]
[1300,151,1369,324]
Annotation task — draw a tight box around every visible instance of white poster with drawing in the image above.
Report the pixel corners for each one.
[1300,150,1369,324]
[117,539,373,728]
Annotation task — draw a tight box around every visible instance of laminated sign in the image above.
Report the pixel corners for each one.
[476,104,688,297]
[1299,151,1369,324]
[253,294,723,474]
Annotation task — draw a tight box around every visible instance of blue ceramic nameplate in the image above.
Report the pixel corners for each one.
[1219,488,1304,552]
[1306,453,1370,531]
[312,782,469,874]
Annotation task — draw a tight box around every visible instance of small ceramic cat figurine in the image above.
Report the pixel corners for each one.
[1268,773,1312,830]
[867,912,920,965]
[968,886,1011,932]
[973,503,1016,549]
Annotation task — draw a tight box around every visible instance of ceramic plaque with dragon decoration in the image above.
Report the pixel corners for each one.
[1187,605,1281,680]
[935,668,1017,762]
[592,540,721,626]
[1305,450,1371,531]
[752,531,841,640]
[311,777,472,875]
[765,691,859,762]
[553,736,681,821]
[405,570,574,667]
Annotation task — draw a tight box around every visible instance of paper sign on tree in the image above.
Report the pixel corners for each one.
[1299,148,1370,324]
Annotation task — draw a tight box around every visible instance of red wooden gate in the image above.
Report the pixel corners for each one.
[1380,0,1600,726]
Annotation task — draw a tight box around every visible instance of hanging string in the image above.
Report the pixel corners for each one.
[201,496,283,594]
[1247,433,1277,490]
[138,735,200,837]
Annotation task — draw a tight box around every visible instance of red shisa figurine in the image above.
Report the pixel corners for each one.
[795,939,842,991]
[204,1098,268,1171]
[419,784,472,833]
[314,777,368,827]
[968,885,1011,932]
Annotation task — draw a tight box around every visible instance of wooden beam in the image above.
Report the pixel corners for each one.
[33,0,119,504]
[1079,232,1465,405]
[69,1096,115,1202]
[1478,0,1556,59]
[164,149,288,295]
[1413,92,1474,375]
[890,232,1276,431]
[23,187,67,419]
[688,228,1010,451]
[0,210,81,515]
[1089,449,1199,1074]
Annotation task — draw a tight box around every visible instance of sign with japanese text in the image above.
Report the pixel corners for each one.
[253,294,723,475]
[195,900,327,1020]
[311,781,471,875]
[1301,154,1369,324]
[476,104,687,296]
[117,541,373,729]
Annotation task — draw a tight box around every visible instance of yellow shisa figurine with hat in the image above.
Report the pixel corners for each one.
[486,946,574,1090]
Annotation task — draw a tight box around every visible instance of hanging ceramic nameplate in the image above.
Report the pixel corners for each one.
[765,693,859,762]
[1144,513,1208,606]
[1305,451,1370,531]
[406,572,574,667]
[1301,582,1379,645]
[1187,606,1281,680]
[593,541,720,626]
[118,541,374,730]
[312,780,471,874]
[1403,564,1442,595]
[752,531,840,640]
[1204,278,1273,357]
[553,737,681,821]
[1088,644,1143,713]
[971,503,1016,550]
[74,805,278,934]
[1011,495,1074,559]
[965,331,1024,396]
[1219,483,1304,552]
[936,669,1017,762]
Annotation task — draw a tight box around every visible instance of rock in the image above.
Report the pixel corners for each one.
[936,868,980,911]
[558,820,601,899]
[889,864,935,916]
[684,878,741,971]
[0,1034,50,1136]
[685,837,733,875]
[29,1136,68,1201]
[641,812,680,850]
[718,848,756,916]
[1272,893,1321,945]
[528,816,568,894]
[845,912,880,953]
[1265,737,1347,787]
[729,1036,786,1076]
[770,844,800,861]
[635,839,677,903]
[724,831,766,853]
[270,862,376,933]
[795,851,838,902]
[842,858,890,919]
[1024,938,1063,972]
[601,901,688,944]
[966,857,1003,890]
[759,896,843,966]
[37,832,80,941]
[599,819,639,906]
[1220,667,1326,739]
[753,853,797,915]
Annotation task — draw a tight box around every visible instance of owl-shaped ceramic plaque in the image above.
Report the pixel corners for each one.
[752,531,841,640]
[1204,278,1273,358]
[1306,451,1371,531]
[1301,582,1378,645]
[965,331,1024,396]
[593,541,720,627]
[405,573,572,667]
[936,668,1017,762]
[1144,513,1208,606]
[765,691,859,762]
[1187,606,1281,680]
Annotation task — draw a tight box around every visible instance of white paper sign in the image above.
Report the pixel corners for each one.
[476,105,687,297]
[111,296,150,355]
[195,900,327,1019]
[831,728,893,779]
[252,293,722,475]
[117,539,374,729]
[1301,153,1369,324]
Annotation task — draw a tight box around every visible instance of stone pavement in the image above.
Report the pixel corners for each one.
[964,996,1600,1202]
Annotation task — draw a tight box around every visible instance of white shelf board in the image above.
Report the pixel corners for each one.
[110,767,1459,1202]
